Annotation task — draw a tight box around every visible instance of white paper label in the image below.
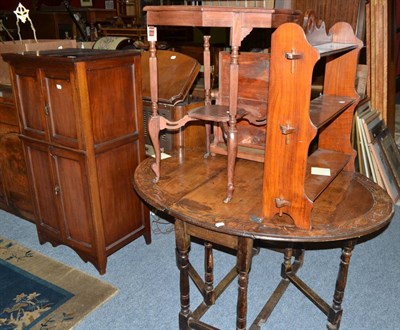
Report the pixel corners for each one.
[311,167,331,176]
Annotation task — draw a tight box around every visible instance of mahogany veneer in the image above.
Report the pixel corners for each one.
[3,49,151,274]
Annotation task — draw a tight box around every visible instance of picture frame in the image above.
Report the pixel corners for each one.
[355,102,376,178]
[363,112,385,188]
[80,0,93,7]
[370,132,400,203]
[105,0,114,9]
[378,128,400,189]
[356,64,368,98]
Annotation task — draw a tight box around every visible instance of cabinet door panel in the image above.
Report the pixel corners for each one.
[96,140,144,247]
[51,147,94,250]
[24,141,60,234]
[86,63,138,144]
[14,71,47,140]
[43,70,80,148]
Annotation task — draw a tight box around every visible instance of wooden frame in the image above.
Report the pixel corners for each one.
[356,102,375,178]
[362,109,385,187]
[378,128,400,189]
[370,130,400,202]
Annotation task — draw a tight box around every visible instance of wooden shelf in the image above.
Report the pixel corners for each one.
[262,21,363,229]
[189,104,247,122]
[314,42,358,56]
[309,95,357,128]
[305,149,352,201]
[210,142,265,162]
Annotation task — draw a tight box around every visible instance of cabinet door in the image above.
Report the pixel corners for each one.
[23,140,95,252]
[13,67,47,141]
[49,146,94,252]
[23,140,61,236]
[41,68,81,149]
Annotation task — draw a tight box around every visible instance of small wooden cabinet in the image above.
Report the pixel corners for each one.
[0,85,35,221]
[3,49,151,274]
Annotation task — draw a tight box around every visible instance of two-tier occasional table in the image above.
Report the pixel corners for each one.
[134,150,394,330]
[143,5,302,196]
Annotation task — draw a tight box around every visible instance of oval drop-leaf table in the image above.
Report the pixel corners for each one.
[134,150,394,330]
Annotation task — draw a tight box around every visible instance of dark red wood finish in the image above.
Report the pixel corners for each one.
[4,49,151,274]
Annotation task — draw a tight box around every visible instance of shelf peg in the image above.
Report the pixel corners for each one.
[285,49,303,74]
[279,123,296,144]
[275,197,291,216]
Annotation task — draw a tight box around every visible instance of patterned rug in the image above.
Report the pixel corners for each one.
[0,237,118,329]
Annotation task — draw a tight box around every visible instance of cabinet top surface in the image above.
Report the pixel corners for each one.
[144,5,299,13]
[2,49,141,63]
[134,150,394,243]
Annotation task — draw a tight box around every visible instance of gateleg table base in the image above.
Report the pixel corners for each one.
[175,219,356,330]
[133,151,394,329]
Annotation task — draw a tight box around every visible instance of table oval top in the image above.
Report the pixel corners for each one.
[134,150,394,243]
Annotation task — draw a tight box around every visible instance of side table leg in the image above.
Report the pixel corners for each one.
[224,45,240,204]
[203,35,212,159]
[147,34,161,183]
[175,220,192,329]
[236,237,254,330]
[204,241,215,305]
[327,239,357,330]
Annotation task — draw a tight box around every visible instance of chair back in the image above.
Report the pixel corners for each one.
[218,51,270,149]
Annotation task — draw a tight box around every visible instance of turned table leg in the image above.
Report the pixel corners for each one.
[147,27,161,183]
[327,239,357,330]
[224,45,240,204]
[175,220,192,329]
[236,237,254,330]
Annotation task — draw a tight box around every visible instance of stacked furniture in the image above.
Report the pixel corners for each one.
[134,5,394,329]
[144,5,302,201]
